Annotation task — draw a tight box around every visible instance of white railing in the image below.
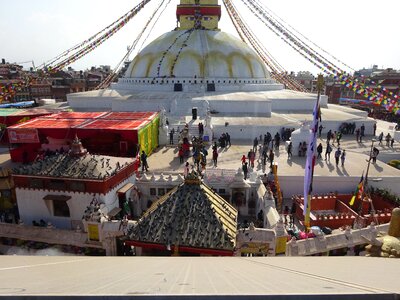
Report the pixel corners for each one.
[286,223,390,256]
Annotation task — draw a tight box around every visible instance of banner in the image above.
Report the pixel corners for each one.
[87,223,100,242]
[8,128,39,143]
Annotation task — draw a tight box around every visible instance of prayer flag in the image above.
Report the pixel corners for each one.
[350,173,364,206]
[304,76,323,217]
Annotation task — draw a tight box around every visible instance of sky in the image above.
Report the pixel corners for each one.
[1,0,399,75]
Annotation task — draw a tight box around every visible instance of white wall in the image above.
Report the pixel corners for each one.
[210,100,271,115]
[213,124,284,140]
[16,176,136,230]
[279,175,400,198]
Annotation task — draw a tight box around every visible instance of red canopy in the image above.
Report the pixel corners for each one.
[7,111,158,142]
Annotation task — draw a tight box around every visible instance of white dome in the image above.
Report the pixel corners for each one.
[125,30,270,80]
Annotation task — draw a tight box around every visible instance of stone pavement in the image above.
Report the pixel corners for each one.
[147,134,400,180]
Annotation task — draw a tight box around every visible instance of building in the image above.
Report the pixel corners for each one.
[67,0,376,140]
[125,172,238,256]
[11,136,138,230]
[292,193,395,229]
[7,111,160,162]
[134,168,280,226]
[293,71,315,92]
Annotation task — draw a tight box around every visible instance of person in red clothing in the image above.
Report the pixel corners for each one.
[241,154,246,165]
[212,149,218,167]
[178,147,184,164]
[249,150,255,168]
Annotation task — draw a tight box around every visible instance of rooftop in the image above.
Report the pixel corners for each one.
[0,256,398,299]
[128,176,238,252]
[13,153,135,180]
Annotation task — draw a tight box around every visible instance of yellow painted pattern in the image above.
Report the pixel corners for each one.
[125,31,269,79]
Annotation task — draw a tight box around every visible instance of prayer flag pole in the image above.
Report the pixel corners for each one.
[304,74,324,230]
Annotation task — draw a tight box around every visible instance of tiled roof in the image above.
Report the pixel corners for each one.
[13,153,134,180]
[128,179,238,251]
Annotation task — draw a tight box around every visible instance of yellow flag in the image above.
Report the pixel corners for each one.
[349,195,356,206]
[304,195,311,229]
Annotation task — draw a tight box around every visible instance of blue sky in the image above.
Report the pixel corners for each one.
[1,0,399,74]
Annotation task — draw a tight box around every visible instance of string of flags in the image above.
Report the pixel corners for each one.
[1,0,154,102]
[224,0,306,92]
[97,0,171,89]
[242,0,400,114]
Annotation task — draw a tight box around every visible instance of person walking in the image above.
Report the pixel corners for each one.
[169,129,174,145]
[140,150,149,172]
[378,132,384,145]
[242,162,249,180]
[340,149,346,167]
[262,148,268,166]
[241,154,246,165]
[356,128,361,142]
[178,147,184,163]
[386,133,392,147]
[390,137,395,148]
[372,147,379,163]
[331,131,336,146]
[287,141,292,158]
[249,150,255,168]
[334,148,341,166]
[253,137,258,152]
[269,149,274,168]
[325,142,332,162]
[327,130,332,143]
[226,132,231,147]
[202,147,208,164]
[184,162,190,178]
[318,124,324,138]
[360,123,365,138]
[212,149,218,167]
[373,123,377,136]
[336,131,342,146]
[317,143,323,159]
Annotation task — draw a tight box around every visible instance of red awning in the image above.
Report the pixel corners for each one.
[78,119,150,130]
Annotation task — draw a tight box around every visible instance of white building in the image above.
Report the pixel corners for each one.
[12,137,138,230]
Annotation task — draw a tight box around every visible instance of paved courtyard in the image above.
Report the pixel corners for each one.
[147,133,400,179]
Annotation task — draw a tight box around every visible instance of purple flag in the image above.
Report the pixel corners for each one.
[304,95,320,216]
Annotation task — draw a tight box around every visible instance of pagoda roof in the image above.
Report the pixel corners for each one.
[128,176,238,252]
[12,153,135,180]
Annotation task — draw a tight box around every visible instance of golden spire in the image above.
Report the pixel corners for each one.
[176,0,221,30]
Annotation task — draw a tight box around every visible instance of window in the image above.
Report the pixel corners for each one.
[53,200,70,217]
[48,179,66,190]
[158,188,165,196]
[219,189,226,194]
[70,181,85,192]
[30,178,43,189]
[150,188,156,196]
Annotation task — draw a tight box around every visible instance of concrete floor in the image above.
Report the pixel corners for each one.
[0,256,398,299]
[147,134,400,179]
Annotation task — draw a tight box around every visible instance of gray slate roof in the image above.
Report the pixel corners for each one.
[13,153,135,180]
[128,179,238,251]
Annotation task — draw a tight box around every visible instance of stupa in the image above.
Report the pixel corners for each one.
[68,0,375,140]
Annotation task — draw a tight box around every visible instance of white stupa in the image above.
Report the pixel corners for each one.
[67,0,374,139]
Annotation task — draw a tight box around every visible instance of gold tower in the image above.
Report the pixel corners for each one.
[176,0,221,30]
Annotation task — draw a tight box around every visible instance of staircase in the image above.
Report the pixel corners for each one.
[166,119,207,146]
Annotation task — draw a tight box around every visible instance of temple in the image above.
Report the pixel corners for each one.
[67,0,375,141]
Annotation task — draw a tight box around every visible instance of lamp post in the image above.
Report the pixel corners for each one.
[364,138,376,188]
[364,138,379,225]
